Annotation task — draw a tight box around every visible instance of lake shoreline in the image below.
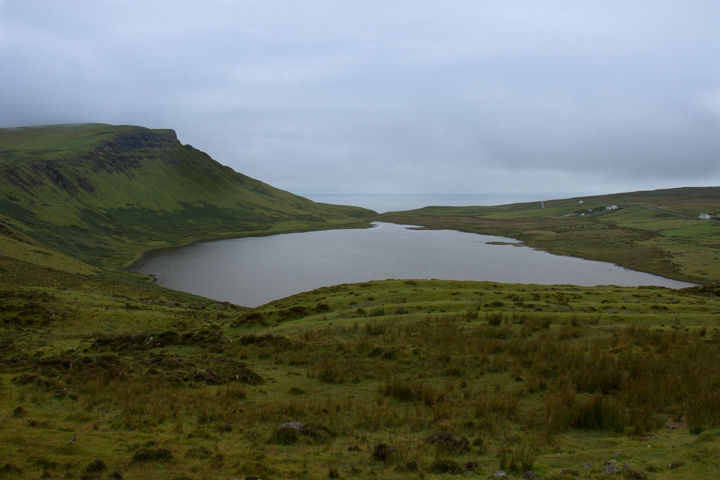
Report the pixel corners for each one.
[133,222,694,308]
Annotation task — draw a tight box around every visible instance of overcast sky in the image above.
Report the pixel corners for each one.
[1,1,719,198]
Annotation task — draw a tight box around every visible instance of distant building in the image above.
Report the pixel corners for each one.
[699,213,711,220]
[606,204,619,210]
[578,200,584,204]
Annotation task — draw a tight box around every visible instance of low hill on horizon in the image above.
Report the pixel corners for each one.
[0,123,375,269]
[379,185,720,284]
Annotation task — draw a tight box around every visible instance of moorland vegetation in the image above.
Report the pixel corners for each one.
[1,124,719,479]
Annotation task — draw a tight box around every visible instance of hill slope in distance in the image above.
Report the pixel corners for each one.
[0,123,375,269]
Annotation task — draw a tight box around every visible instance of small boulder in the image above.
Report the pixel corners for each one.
[278,422,303,432]
[601,463,620,475]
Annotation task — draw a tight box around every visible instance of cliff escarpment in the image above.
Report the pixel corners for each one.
[0,124,375,268]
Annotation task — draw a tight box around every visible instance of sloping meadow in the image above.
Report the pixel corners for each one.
[2,268,720,479]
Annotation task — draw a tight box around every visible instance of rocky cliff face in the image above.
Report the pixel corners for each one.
[1,126,179,194]
[86,128,179,174]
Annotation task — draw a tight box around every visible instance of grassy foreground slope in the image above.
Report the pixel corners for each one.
[0,124,374,269]
[379,187,720,285]
[2,261,720,479]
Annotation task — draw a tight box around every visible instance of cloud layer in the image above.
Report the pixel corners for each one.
[1,1,719,196]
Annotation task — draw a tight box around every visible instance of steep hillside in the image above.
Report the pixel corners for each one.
[0,124,375,268]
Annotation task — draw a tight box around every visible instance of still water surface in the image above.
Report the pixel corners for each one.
[133,222,693,308]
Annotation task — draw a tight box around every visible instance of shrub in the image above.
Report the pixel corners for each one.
[131,448,173,463]
[184,446,212,459]
[499,442,537,473]
[371,443,397,462]
[427,432,470,455]
[273,426,299,445]
[428,459,464,474]
[379,377,448,406]
[487,312,503,326]
[84,459,106,473]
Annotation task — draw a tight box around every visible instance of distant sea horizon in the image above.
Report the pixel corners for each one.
[301,193,579,214]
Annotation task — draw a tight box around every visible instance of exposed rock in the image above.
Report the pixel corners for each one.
[278,421,303,432]
[601,463,620,474]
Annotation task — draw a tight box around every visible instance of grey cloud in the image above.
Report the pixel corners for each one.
[1,0,719,196]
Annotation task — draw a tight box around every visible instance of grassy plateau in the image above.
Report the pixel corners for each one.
[1,124,720,479]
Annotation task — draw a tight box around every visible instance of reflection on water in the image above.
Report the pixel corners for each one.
[133,222,694,307]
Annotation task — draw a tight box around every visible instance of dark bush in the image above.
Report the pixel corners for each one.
[184,446,212,459]
[274,427,299,445]
[301,423,335,442]
[371,443,397,462]
[487,312,503,326]
[131,448,173,463]
[428,459,463,474]
[84,459,106,473]
[278,306,308,320]
[427,432,470,454]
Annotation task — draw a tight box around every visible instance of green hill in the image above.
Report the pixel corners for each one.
[0,123,374,269]
[379,186,720,284]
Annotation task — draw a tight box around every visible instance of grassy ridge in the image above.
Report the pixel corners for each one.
[0,124,375,269]
[379,187,720,284]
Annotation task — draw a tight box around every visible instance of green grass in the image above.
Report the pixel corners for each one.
[3,262,720,479]
[0,123,376,269]
[379,187,720,284]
